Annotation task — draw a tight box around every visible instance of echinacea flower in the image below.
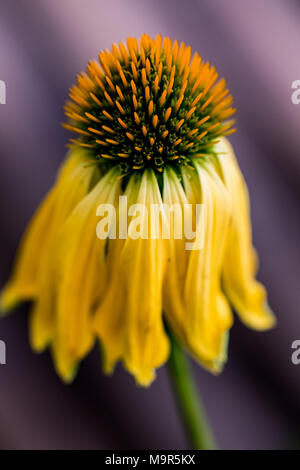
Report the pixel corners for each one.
[0,34,276,386]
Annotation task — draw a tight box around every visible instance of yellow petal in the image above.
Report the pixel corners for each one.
[95,170,170,386]
[30,156,98,352]
[163,165,232,372]
[0,150,83,313]
[162,168,190,349]
[216,138,276,330]
[51,168,120,382]
[93,175,140,375]
[123,171,170,385]
[180,162,232,364]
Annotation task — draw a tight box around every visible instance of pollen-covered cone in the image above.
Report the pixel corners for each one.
[0,34,275,386]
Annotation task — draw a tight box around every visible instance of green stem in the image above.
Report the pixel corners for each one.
[168,332,217,450]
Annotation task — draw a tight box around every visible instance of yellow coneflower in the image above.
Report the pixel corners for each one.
[0,34,275,387]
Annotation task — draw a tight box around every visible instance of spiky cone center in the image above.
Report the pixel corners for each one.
[64,34,236,176]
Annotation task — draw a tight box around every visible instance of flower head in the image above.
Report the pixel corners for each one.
[1,35,275,386]
[64,34,235,174]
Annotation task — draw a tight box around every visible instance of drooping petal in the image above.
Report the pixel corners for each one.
[93,175,140,375]
[29,156,98,352]
[51,168,120,382]
[122,171,170,385]
[95,170,170,386]
[183,162,232,367]
[162,168,191,349]
[163,164,232,373]
[216,138,276,330]
[0,150,86,313]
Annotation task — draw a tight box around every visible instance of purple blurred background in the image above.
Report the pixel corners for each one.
[0,0,300,450]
